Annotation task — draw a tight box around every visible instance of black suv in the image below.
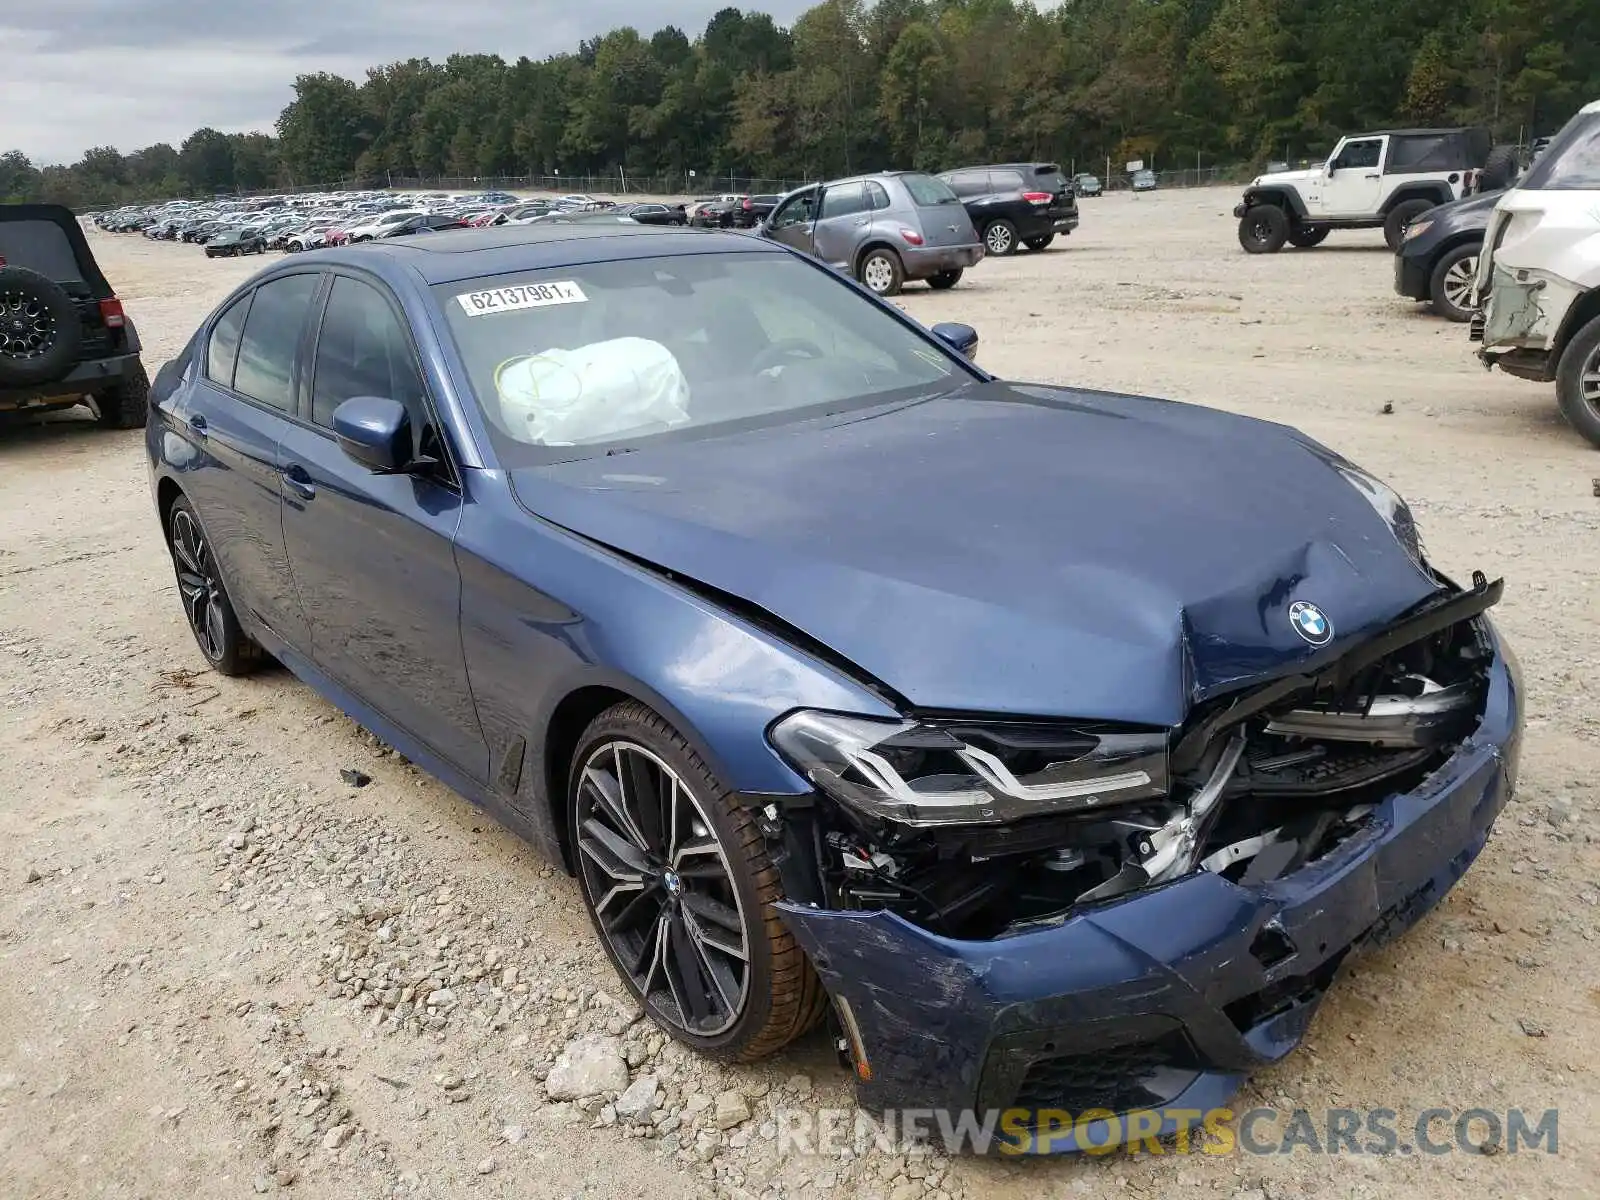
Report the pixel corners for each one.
[936,162,1079,256]
[0,205,148,428]
[1392,188,1499,322]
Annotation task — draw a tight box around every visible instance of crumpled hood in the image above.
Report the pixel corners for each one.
[510,382,1440,726]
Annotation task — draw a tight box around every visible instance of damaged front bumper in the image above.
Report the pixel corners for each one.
[1475,262,1584,381]
[776,627,1521,1152]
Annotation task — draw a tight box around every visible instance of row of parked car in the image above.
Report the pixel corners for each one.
[1227,110,1600,448]
[93,160,1099,298]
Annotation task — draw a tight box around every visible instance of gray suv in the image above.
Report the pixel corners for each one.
[760,172,983,296]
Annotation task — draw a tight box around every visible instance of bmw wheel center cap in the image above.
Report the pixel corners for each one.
[1288,601,1333,647]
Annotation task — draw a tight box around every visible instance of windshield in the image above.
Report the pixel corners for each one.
[437,251,972,465]
[1519,112,1600,191]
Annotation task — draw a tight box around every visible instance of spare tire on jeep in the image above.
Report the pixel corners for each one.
[0,265,82,387]
[1479,145,1519,193]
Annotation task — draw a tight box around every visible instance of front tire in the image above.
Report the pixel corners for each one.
[857,247,904,297]
[927,269,963,290]
[569,702,826,1061]
[1554,315,1600,449]
[165,497,264,676]
[1428,243,1480,322]
[1384,199,1434,252]
[983,219,1018,257]
[1238,205,1289,253]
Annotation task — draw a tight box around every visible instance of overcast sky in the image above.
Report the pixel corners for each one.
[2,1,818,165]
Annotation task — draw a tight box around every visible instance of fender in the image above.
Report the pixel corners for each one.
[1381,183,1454,215]
[1237,187,1308,221]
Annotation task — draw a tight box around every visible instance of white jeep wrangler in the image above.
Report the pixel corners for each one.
[1472,100,1600,448]
[1235,127,1517,254]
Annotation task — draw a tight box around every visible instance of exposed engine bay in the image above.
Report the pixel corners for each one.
[794,585,1499,941]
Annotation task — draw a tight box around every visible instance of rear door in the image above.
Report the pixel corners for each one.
[276,271,489,782]
[811,182,870,268]
[897,173,978,248]
[179,272,322,652]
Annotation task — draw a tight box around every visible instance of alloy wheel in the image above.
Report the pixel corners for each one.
[1582,341,1600,415]
[985,224,1013,255]
[0,289,56,360]
[862,256,895,294]
[1443,256,1478,311]
[574,742,750,1037]
[170,509,227,662]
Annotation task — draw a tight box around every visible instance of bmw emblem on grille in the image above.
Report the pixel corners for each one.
[1288,601,1333,647]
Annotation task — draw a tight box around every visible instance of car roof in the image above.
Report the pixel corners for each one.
[1360,127,1482,138]
[296,223,779,285]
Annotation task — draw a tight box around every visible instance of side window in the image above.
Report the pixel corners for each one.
[819,183,867,220]
[992,170,1025,191]
[206,293,251,388]
[865,182,891,211]
[942,171,983,197]
[233,274,321,412]
[771,191,816,228]
[310,276,430,455]
[1333,139,1382,171]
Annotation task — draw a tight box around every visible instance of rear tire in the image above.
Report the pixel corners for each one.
[1288,225,1329,248]
[1384,199,1434,252]
[1024,234,1056,251]
[569,701,827,1061]
[857,248,904,297]
[1238,205,1289,254]
[96,362,150,430]
[1554,315,1600,449]
[1428,242,1480,322]
[983,220,1018,257]
[927,269,963,290]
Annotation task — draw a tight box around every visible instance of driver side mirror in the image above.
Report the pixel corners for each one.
[333,396,413,472]
[932,322,979,360]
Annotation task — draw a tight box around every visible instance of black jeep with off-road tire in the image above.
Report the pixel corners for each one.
[0,204,149,429]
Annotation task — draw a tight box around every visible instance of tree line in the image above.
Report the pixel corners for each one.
[5,0,1596,210]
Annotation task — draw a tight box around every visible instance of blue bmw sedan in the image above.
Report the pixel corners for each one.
[147,223,1520,1148]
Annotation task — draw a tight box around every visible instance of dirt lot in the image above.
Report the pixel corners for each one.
[2,188,1597,1200]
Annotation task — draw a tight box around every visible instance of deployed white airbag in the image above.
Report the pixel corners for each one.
[493,337,691,444]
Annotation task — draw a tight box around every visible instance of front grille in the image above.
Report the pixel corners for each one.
[1011,1035,1191,1112]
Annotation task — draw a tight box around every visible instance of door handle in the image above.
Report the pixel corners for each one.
[281,464,316,501]
[1364,173,1380,179]
[853,218,869,226]
[187,413,208,437]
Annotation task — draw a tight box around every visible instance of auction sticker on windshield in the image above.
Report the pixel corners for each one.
[457,281,587,315]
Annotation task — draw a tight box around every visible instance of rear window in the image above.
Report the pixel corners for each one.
[1520,113,1600,191]
[0,220,85,285]
[900,173,960,206]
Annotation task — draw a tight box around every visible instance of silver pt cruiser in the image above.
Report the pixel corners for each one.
[761,171,985,296]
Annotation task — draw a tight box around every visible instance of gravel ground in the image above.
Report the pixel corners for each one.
[1,187,1597,1200]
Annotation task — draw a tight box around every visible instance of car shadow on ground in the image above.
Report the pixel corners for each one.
[0,409,123,455]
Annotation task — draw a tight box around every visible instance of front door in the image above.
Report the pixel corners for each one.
[276,271,490,781]
[765,187,820,255]
[1322,136,1388,216]
[180,273,321,652]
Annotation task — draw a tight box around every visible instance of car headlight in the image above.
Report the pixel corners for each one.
[769,711,1169,828]
[1402,219,1433,241]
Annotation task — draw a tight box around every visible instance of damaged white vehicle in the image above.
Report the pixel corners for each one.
[1472,100,1600,447]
